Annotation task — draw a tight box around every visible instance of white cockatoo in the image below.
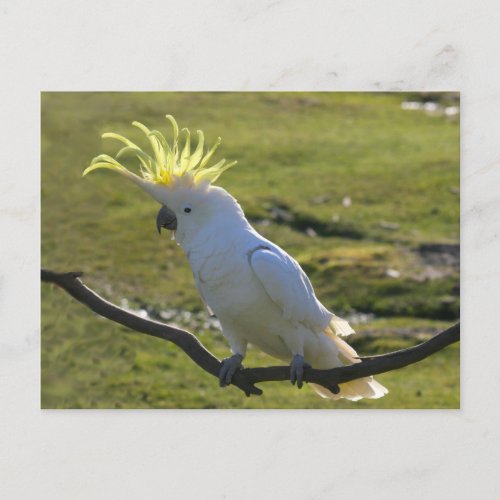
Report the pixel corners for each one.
[84,115,387,400]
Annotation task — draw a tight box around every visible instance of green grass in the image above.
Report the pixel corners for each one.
[41,92,459,409]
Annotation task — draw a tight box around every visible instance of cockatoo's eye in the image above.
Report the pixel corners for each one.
[184,206,192,214]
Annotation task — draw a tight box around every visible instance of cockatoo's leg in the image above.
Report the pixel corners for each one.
[290,354,311,389]
[218,330,247,387]
[219,354,244,387]
[278,334,310,389]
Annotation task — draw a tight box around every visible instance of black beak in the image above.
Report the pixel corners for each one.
[156,205,177,234]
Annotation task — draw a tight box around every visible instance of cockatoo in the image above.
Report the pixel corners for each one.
[84,115,387,400]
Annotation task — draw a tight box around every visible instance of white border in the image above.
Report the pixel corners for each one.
[2,1,499,498]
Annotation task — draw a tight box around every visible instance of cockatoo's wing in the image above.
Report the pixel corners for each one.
[250,247,333,333]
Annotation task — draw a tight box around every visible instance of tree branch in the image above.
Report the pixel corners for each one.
[41,269,460,397]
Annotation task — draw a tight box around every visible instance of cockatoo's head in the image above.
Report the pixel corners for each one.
[83,115,241,246]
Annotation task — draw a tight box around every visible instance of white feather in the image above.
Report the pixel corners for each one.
[250,247,332,332]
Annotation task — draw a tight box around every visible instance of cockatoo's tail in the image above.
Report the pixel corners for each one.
[83,114,237,205]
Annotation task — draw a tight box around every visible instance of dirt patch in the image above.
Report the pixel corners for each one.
[417,243,459,267]
[249,201,365,240]
[412,243,459,282]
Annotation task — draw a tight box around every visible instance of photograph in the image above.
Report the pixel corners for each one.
[41,91,460,409]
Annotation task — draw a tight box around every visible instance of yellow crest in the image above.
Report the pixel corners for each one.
[83,115,237,187]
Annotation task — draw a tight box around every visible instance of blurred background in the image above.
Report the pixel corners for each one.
[41,92,459,409]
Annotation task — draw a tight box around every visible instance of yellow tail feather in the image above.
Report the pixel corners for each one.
[315,317,388,401]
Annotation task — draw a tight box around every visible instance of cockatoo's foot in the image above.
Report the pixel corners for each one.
[290,354,311,389]
[219,354,244,387]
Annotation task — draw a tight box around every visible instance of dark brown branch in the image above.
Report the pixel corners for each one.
[240,323,459,393]
[41,269,460,397]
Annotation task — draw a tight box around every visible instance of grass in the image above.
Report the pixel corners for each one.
[41,92,459,409]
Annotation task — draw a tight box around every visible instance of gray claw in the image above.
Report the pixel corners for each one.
[219,354,244,387]
[290,354,311,389]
